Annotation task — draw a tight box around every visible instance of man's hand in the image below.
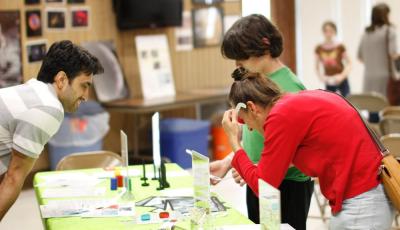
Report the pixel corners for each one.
[0,149,36,220]
[232,168,245,186]
[210,153,234,185]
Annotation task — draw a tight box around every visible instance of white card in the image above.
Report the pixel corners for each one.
[259,179,280,230]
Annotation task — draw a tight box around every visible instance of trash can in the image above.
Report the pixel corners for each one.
[210,113,232,160]
[48,101,110,170]
[160,118,211,169]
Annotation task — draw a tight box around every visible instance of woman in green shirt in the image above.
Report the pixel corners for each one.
[210,14,313,230]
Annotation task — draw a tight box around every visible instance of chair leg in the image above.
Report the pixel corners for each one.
[313,183,327,222]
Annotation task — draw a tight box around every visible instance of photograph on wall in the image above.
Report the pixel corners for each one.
[25,0,41,4]
[46,8,66,30]
[174,11,193,52]
[192,7,224,48]
[26,10,42,37]
[67,0,85,3]
[192,0,223,4]
[70,7,89,28]
[223,15,240,34]
[0,11,22,88]
[26,40,47,63]
[46,0,65,3]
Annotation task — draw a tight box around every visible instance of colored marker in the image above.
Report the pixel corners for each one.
[110,178,117,190]
[116,175,124,187]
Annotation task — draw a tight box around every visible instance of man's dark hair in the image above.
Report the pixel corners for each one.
[221,14,283,60]
[37,40,104,83]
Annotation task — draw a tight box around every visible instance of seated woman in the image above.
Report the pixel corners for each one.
[221,70,394,230]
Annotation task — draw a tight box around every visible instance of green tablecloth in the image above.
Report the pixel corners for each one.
[34,164,253,230]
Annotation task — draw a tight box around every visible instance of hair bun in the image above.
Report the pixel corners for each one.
[231,67,248,81]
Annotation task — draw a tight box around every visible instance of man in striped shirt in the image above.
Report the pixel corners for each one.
[0,40,103,220]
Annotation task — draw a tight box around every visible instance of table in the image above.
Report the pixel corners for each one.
[34,164,253,230]
[102,88,230,158]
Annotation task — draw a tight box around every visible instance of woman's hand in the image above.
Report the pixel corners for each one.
[232,168,246,186]
[222,109,242,152]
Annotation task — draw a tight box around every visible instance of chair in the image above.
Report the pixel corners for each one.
[380,116,400,136]
[56,150,123,171]
[380,134,400,227]
[381,106,400,118]
[346,92,389,112]
[312,179,330,223]
[381,134,400,158]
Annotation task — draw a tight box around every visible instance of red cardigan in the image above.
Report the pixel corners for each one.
[231,90,382,214]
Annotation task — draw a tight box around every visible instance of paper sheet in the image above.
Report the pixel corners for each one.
[40,199,135,218]
[41,187,106,198]
[216,224,294,230]
[35,173,102,188]
[160,188,194,197]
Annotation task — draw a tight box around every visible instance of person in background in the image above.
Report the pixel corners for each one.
[358,3,400,104]
[0,40,103,220]
[210,14,313,230]
[315,21,351,96]
[223,71,394,230]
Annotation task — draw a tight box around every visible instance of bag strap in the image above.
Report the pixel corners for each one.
[320,90,389,156]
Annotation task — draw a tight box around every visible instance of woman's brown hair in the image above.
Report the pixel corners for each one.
[229,68,282,108]
[366,3,391,32]
[322,21,337,33]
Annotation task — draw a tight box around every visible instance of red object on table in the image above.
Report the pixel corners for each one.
[159,212,169,219]
[116,175,124,187]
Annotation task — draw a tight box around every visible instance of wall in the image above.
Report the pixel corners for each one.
[297,0,400,93]
[0,0,241,165]
[0,0,119,81]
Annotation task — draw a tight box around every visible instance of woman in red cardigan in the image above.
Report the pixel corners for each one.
[222,70,394,229]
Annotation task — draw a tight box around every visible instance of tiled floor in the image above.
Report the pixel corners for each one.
[0,171,332,230]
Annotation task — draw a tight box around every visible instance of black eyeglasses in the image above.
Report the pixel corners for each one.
[231,67,248,81]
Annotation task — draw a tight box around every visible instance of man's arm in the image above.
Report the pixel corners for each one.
[0,149,36,220]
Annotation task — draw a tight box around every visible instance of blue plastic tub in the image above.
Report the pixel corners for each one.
[48,101,109,170]
[160,118,211,169]
[48,140,102,170]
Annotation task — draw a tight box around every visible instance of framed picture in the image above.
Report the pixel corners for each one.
[67,0,85,3]
[45,8,66,30]
[26,10,42,37]
[46,0,65,3]
[26,40,47,63]
[192,7,224,48]
[25,0,41,4]
[174,11,193,52]
[223,14,240,34]
[70,7,89,28]
[192,0,223,4]
[0,11,23,88]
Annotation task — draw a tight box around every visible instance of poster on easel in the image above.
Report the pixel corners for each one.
[135,35,176,100]
[259,179,280,230]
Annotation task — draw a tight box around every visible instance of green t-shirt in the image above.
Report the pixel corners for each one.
[242,67,309,182]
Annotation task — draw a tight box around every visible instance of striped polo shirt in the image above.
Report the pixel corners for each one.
[0,78,64,175]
